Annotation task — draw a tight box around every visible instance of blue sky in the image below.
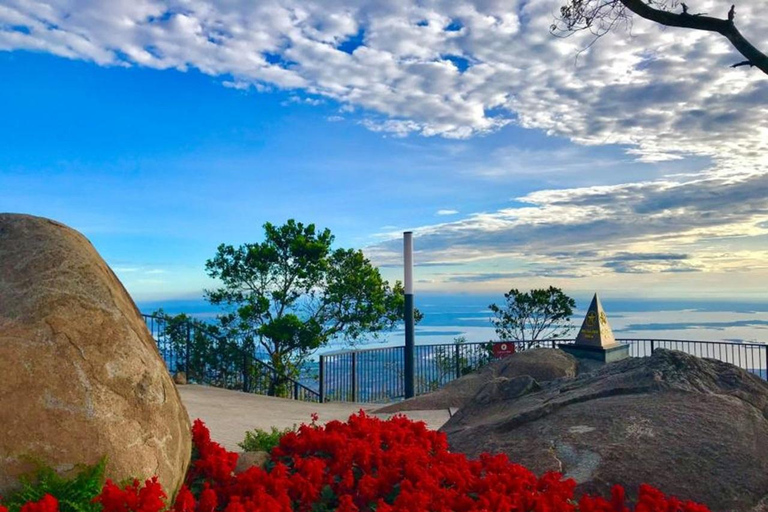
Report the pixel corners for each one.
[1,0,767,303]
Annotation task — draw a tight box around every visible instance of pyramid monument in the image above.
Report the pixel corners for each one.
[560,293,629,363]
[575,293,617,348]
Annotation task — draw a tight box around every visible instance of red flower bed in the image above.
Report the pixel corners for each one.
[174,412,711,512]
[0,412,711,512]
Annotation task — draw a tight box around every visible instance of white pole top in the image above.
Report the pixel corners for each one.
[403,231,413,295]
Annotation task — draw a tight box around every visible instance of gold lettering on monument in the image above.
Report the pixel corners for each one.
[581,311,598,339]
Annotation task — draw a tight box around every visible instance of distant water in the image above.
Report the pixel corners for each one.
[138,294,768,352]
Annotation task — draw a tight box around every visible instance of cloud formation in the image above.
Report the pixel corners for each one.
[3,0,767,285]
[2,0,767,163]
[367,169,768,279]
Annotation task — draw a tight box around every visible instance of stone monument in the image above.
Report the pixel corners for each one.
[559,293,629,363]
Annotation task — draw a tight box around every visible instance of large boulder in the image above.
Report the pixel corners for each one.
[442,349,768,512]
[0,214,191,495]
[376,348,578,413]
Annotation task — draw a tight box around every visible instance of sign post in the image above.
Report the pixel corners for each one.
[492,342,516,359]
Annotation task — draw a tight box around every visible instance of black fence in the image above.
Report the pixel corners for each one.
[143,314,320,402]
[319,342,494,402]
[143,310,768,405]
[318,338,768,403]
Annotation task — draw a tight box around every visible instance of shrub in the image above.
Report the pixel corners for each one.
[237,426,295,453]
[0,461,168,512]
[1,459,106,512]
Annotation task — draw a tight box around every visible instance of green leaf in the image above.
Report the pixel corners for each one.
[3,458,107,512]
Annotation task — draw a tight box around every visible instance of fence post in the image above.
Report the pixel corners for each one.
[351,351,358,402]
[242,352,250,393]
[185,324,191,377]
[764,345,768,381]
[454,344,461,379]
[319,355,325,403]
[294,381,299,400]
[650,340,655,355]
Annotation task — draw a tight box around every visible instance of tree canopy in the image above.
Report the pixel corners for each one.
[489,287,576,346]
[553,0,768,74]
[204,219,414,391]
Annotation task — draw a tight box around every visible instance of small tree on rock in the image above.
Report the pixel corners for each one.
[489,287,576,349]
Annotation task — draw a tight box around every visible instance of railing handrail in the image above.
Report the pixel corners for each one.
[616,338,766,347]
[142,313,320,400]
[145,313,767,405]
[318,336,768,404]
[321,337,767,358]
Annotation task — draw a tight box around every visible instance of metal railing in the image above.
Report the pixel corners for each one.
[143,314,320,402]
[319,342,494,402]
[319,338,768,403]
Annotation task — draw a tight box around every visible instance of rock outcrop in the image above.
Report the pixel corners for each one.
[376,348,578,413]
[235,452,270,474]
[442,349,768,512]
[0,214,191,495]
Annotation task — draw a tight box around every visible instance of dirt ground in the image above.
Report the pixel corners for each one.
[178,384,452,451]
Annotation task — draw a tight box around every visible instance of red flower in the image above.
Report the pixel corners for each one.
[19,495,59,512]
[172,486,196,512]
[94,478,166,512]
[197,487,218,512]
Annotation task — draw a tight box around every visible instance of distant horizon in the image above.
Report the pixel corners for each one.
[136,292,768,311]
[137,293,768,346]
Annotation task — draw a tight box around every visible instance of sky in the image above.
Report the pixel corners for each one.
[1,0,767,303]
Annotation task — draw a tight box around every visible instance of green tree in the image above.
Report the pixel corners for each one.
[552,0,768,74]
[205,219,412,395]
[489,287,576,349]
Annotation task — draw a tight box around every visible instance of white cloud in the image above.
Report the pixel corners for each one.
[112,265,168,275]
[1,0,766,166]
[366,169,768,278]
[436,209,459,215]
[113,266,140,273]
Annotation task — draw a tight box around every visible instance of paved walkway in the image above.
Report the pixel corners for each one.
[178,384,452,451]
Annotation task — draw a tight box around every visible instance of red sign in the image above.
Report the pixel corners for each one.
[492,342,516,358]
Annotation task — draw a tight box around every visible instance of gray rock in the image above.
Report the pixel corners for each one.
[472,375,542,406]
[235,451,270,473]
[376,348,578,413]
[442,349,768,512]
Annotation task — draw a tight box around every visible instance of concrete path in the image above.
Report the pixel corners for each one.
[178,384,451,451]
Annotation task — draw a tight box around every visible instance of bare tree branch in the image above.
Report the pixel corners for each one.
[619,0,768,74]
[554,0,768,75]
